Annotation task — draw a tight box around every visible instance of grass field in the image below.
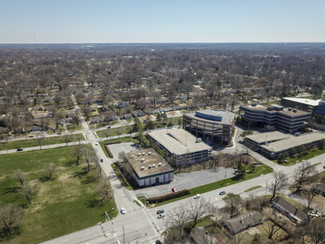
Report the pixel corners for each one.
[276,147,325,166]
[0,134,84,150]
[152,165,273,206]
[0,146,117,244]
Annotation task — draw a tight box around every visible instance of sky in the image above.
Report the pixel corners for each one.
[1,0,325,43]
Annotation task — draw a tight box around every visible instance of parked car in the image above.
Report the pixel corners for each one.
[219,191,226,196]
[171,187,176,192]
[157,213,165,219]
[16,148,23,152]
[120,207,126,214]
[100,159,103,162]
[157,209,164,214]
[194,194,201,199]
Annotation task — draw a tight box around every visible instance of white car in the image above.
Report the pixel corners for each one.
[95,143,99,146]
[194,194,201,199]
[120,207,126,214]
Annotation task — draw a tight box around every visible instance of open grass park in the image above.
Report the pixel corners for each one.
[0,146,117,243]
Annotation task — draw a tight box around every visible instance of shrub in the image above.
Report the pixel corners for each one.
[147,189,190,204]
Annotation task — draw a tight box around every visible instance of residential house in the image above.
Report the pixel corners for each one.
[223,211,263,234]
[272,196,309,224]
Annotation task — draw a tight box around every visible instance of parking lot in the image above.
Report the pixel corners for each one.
[134,167,235,198]
[108,142,141,162]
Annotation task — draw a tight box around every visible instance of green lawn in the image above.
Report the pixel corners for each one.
[276,147,325,166]
[96,117,182,139]
[244,185,262,192]
[96,126,133,138]
[0,134,85,150]
[0,146,117,244]
[153,165,273,207]
[66,123,82,132]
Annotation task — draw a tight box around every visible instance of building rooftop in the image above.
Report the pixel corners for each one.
[223,211,263,234]
[147,128,212,155]
[260,132,325,153]
[273,196,307,222]
[246,131,290,144]
[185,109,235,125]
[282,97,321,107]
[240,104,311,117]
[125,148,173,179]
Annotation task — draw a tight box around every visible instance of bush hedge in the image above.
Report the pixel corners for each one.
[147,189,190,204]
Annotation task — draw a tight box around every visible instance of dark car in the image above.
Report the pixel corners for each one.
[157,209,164,214]
[156,240,162,244]
[219,191,226,196]
[100,159,103,162]
[16,148,23,151]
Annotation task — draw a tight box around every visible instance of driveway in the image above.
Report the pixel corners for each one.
[134,167,235,198]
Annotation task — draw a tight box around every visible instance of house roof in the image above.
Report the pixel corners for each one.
[272,196,307,221]
[223,211,263,234]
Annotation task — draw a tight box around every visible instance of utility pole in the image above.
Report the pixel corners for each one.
[123,225,125,244]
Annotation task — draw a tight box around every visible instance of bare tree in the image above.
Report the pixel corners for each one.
[166,205,189,237]
[96,180,111,202]
[262,218,286,240]
[306,218,325,244]
[269,171,289,201]
[188,198,212,228]
[11,169,29,186]
[82,146,96,172]
[223,193,243,217]
[35,133,45,150]
[294,161,317,192]
[0,203,23,237]
[301,190,316,213]
[44,163,58,180]
[64,133,73,146]
[20,181,36,204]
[72,143,83,165]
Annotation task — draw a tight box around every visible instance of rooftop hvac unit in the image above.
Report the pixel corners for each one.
[142,152,145,156]
[196,138,202,143]
[140,166,145,170]
[153,164,156,168]
[158,163,162,166]
[148,151,152,155]
[137,153,141,156]
[148,165,152,169]
[141,158,145,162]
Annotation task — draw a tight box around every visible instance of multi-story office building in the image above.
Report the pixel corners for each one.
[239,104,311,133]
[183,109,235,144]
[124,148,174,187]
[147,128,212,168]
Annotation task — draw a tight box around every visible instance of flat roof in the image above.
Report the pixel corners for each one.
[240,104,311,117]
[246,131,290,144]
[282,97,321,107]
[261,132,325,153]
[125,148,173,178]
[185,109,235,125]
[147,128,211,155]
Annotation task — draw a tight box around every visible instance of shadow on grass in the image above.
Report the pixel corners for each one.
[73,169,88,179]
[39,176,56,182]
[87,198,104,208]
[82,175,97,184]
[0,226,22,242]
[63,160,75,167]
[2,186,19,195]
